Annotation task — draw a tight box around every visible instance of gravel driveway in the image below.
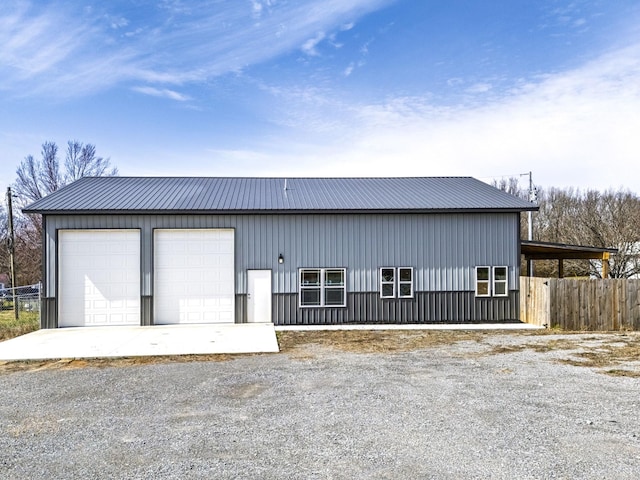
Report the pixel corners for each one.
[1,331,640,479]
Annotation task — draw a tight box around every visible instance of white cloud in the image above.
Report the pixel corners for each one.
[251,1,263,18]
[216,43,640,192]
[131,86,191,101]
[0,4,90,78]
[343,62,354,76]
[0,0,393,97]
[301,32,326,56]
[573,18,587,28]
[465,82,492,94]
[107,15,129,29]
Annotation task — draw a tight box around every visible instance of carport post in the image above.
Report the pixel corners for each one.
[602,252,610,278]
[558,259,564,278]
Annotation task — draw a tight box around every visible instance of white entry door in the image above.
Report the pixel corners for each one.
[154,229,235,324]
[247,270,272,323]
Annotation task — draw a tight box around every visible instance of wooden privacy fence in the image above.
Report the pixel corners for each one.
[520,277,640,331]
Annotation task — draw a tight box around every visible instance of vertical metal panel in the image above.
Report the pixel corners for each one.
[271,291,518,325]
[45,222,56,297]
[41,298,57,329]
[235,294,247,324]
[141,296,152,326]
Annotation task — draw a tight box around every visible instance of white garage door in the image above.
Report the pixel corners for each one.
[59,230,141,327]
[154,229,235,324]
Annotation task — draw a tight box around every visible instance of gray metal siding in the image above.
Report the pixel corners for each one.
[43,211,521,325]
[237,292,519,324]
[45,212,520,293]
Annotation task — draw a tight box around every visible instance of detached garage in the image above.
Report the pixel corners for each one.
[24,176,537,328]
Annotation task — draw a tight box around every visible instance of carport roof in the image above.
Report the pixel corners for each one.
[521,240,618,260]
[521,240,618,278]
[23,176,538,214]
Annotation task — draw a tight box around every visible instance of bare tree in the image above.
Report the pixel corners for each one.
[15,142,59,204]
[573,190,640,278]
[7,141,118,285]
[492,177,525,198]
[533,187,640,278]
[15,141,117,205]
[64,141,117,184]
[492,177,532,243]
[0,202,40,286]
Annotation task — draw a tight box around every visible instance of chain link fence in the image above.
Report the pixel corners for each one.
[0,283,41,319]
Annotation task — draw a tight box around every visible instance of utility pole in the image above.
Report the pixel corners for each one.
[521,172,537,277]
[6,187,18,320]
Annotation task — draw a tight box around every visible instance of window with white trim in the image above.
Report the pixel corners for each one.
[380,267,414,299]
[475,266,491,297]
[492,266,508,297]
[380,268,395,298]
[475,266,508,297]
[299,268,346,307]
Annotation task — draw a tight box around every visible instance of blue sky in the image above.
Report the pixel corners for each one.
[2,0,640,198]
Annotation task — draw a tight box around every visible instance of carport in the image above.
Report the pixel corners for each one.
[521,240,618,278]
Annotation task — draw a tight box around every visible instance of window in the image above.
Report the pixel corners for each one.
[299,268,346,307]
[475,266,491,297]
[300,269,321,306]
[475,266,508,297]
[380,268,395,298]
[493,266,508,297]
[398,268,414,298]
[380,267,414,299]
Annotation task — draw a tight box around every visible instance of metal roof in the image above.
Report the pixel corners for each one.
[23,176,538,214]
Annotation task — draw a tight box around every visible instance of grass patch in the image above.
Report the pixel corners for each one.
[603,369,640,378]
[0,353,237,374]
[447,333,640,377]
[528,339,585,353]
[276,329,494,354]
[0,309,39,341]
[556,337,640,373]
[475,339,582,357]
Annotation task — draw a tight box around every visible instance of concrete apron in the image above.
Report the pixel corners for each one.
[0,323,280,361]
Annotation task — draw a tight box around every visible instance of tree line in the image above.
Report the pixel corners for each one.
[494,177,640,278]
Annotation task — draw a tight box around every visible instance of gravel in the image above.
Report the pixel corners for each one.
[1,332,640,479]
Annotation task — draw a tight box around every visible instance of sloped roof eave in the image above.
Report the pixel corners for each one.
[24,206,538,215]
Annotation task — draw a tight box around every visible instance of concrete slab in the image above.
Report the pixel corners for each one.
[275,323,544,331]
[0,323,279,361]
